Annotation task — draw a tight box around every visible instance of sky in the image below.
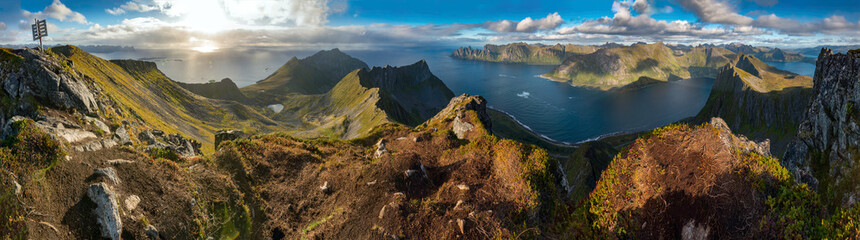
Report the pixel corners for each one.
[0,0,858,51]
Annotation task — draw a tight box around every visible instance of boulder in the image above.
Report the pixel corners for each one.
[428,94,492,139]
[87,183,122,240]
[124,195,140,211]
[138,130,159,145]
[113,126,132,145]
[93,167,120,184]
[85,116,111,135]
[374,138,388,158]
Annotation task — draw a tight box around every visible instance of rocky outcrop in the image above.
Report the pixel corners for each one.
[695,54,813,154]
[0,48,99,115]
[87,183,122,240]
[427,94,492,139]
[783,48,860,206]
[139,129,202,157]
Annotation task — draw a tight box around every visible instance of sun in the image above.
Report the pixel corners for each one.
[178,0,236,33]
[189,38,220,53]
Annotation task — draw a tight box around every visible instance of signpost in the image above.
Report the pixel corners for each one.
[31,19,47,50]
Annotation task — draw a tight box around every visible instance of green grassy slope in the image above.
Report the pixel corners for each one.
[272,60,455,139]
[241,49,368,104]
[175,78,249,103]
[49,45,283,152]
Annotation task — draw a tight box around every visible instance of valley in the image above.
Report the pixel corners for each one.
[0,44,857,239]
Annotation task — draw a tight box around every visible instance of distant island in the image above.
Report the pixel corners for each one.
[451,42,599,65]
[542,42,736,90]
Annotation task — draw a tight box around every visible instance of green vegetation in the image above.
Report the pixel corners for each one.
[45,45,285,152]
[0,119,65,239]
[543,43,736,90]
[0,119,66,175]
[567,122,860,239]
[0,48,24,69]
[147,147,181,162]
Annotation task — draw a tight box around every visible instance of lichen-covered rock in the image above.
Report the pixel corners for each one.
[783,48,860,206]
[0,48,99,115]
[87,183,122,240]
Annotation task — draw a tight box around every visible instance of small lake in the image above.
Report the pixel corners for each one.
[93,48,815,144]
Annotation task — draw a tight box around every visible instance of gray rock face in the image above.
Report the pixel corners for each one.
[139,129,201,157]
[87,183,122,240]
[429,94,493,139]
[452,116,475,139]
[696,56,812,155]
[214,129,247,149]
[0,48,98,115]
[93,167,120,184]
[783,48,860,206]
[113,126,132,145]
[363,60,455,126]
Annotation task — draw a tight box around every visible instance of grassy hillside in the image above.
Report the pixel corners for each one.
[452,42,599,65]
[267,60,454,139]
[241,48,368,105]
[48,46,283,151]
[543,42,736,90]
[174,78,249,103]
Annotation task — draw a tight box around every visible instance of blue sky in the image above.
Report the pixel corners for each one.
[0,0,858,50]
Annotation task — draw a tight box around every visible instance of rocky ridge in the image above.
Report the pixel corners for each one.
[695,54,813,154]
[783,48,860,206]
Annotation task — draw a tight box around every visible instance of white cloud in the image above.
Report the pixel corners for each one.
[22,0,88,24]
[676,0,753,25]
[121,1,160,12]
[558,0,743,38]
[105,8,126,15]
[482,12,564,33]
[753,14,859,36]
[0,22,6,31]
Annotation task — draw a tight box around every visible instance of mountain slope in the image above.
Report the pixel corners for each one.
[723,43,815,63]
[47,46,283,151]
[695,54,813,155]
[566,119,856,239]
[272,60,455,139]
[213,94,562,239]
[542,42,735,90]
[241,48,368,104]
[451,42,599,65]
[174,78,249,103]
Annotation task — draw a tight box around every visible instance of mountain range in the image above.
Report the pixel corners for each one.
[0,44,859,239]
